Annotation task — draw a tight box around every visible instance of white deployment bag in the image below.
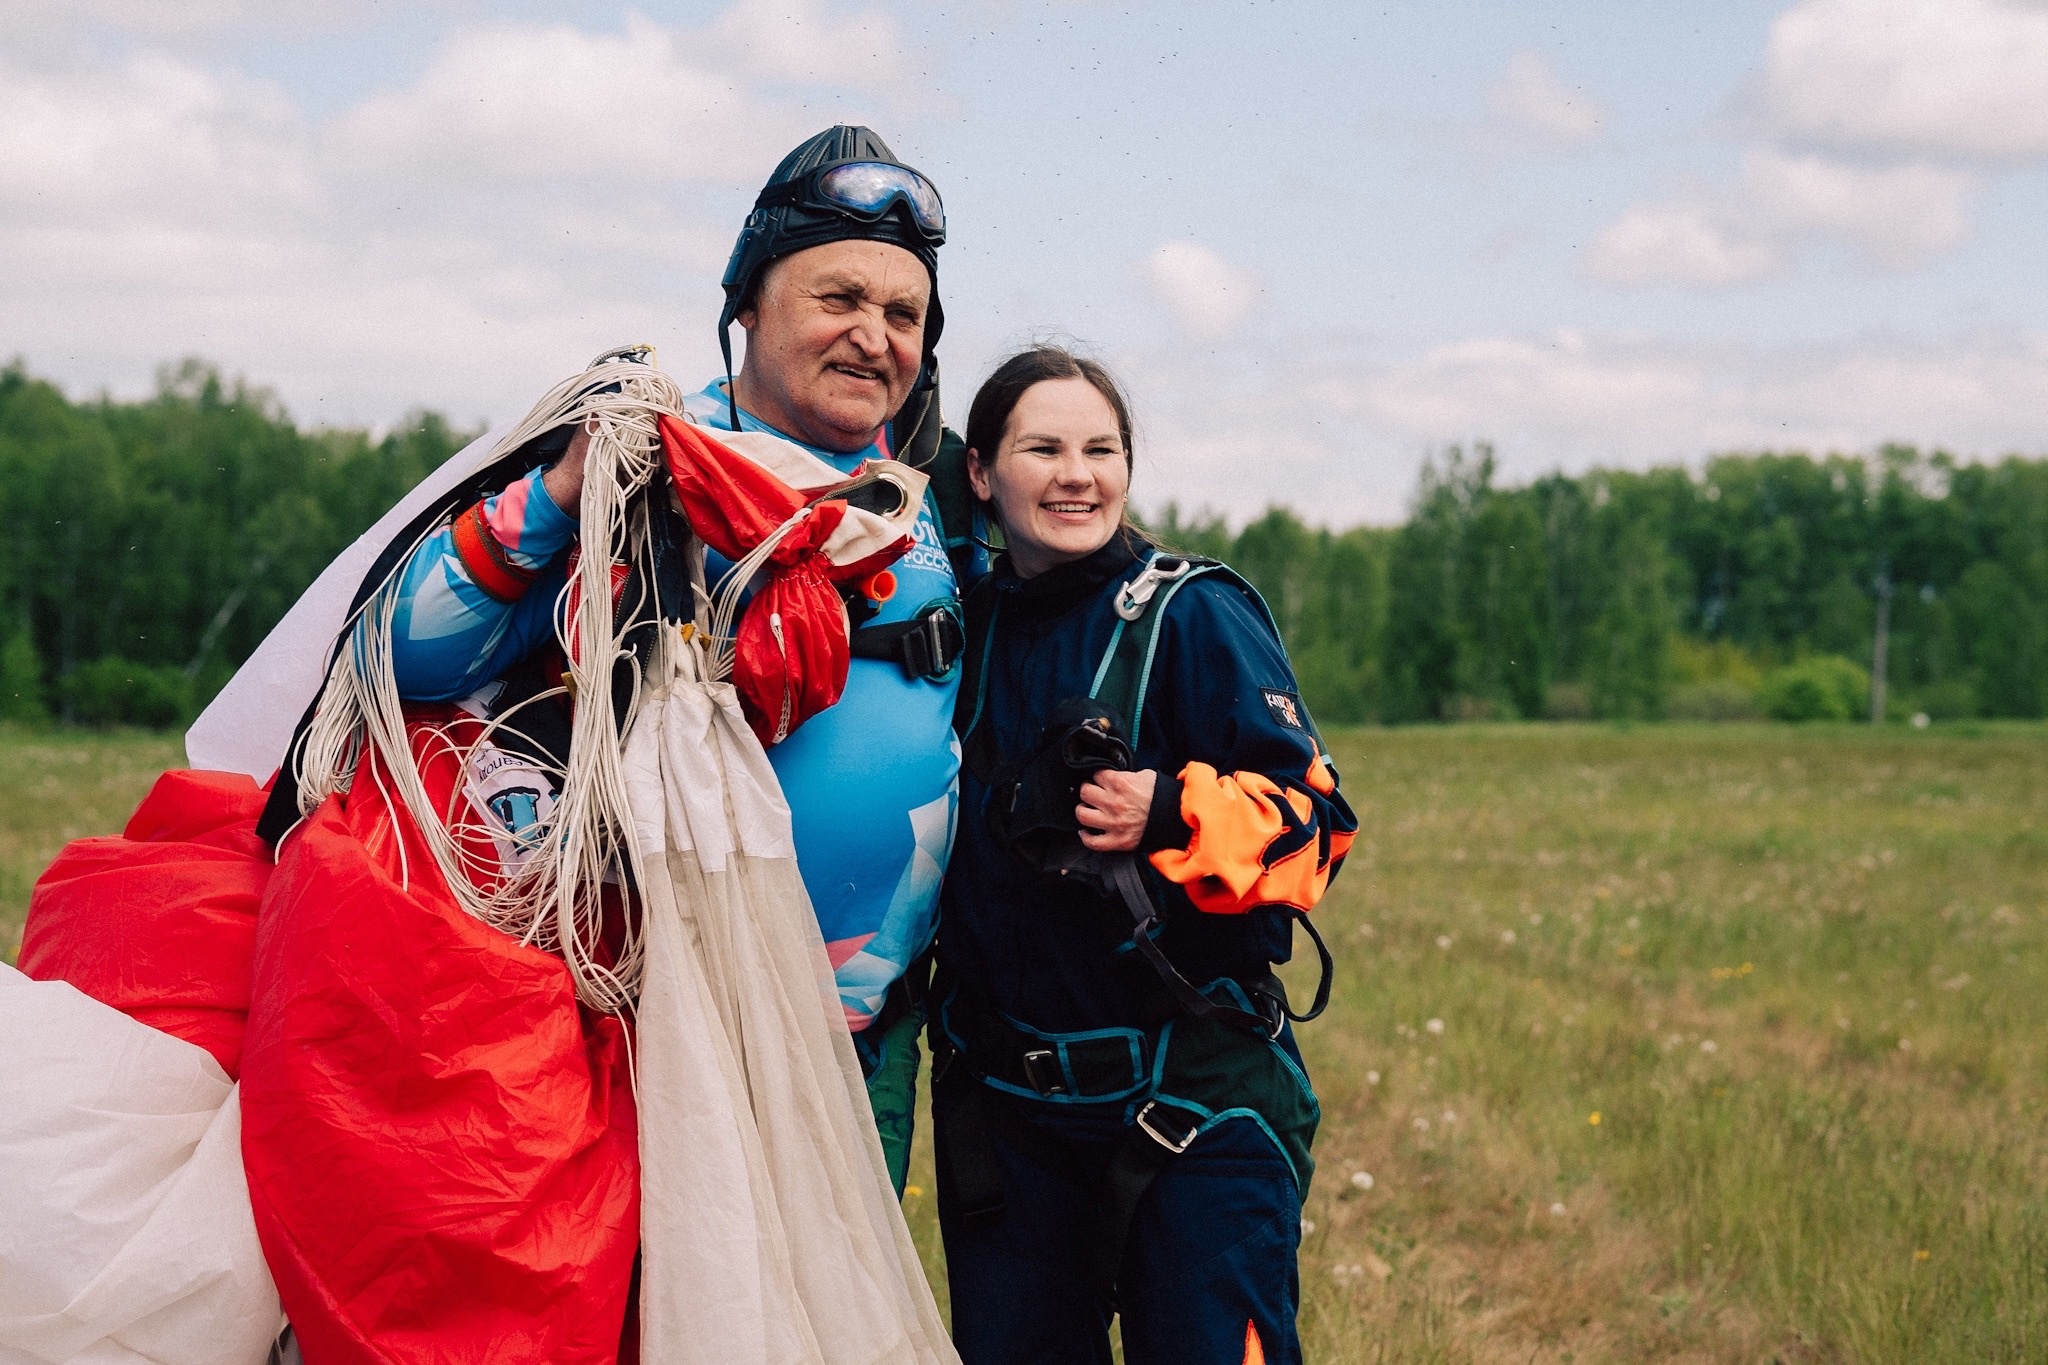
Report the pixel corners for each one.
[0,964,281,1365]
[622,629,957,1365]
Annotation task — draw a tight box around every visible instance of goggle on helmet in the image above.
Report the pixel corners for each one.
[753,160,946,240]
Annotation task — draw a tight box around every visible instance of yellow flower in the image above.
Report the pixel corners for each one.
[1914,1248,1930,1262]
[904,1185,924,1198]
[1588,1111,1602,1126]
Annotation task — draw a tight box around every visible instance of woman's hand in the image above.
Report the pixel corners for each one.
[540,422,591,517]
[1077,768,1157,853]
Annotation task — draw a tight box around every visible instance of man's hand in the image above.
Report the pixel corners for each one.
[1077,768,1157,853]
[540,422,591,517]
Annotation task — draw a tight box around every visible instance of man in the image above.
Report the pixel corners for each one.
[384,125,967,1190]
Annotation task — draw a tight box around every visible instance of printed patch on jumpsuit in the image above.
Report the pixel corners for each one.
[1261,688,1305,730]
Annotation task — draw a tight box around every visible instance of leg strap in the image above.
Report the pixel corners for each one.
[1089,1096,1206,1310]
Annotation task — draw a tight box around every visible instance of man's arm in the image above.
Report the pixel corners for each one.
[387,444,582,702]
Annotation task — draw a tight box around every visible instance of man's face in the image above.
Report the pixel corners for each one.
[735,239,931,453]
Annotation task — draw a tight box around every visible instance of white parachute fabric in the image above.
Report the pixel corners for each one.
[624,632,957,1365]
[0,965,281,1365]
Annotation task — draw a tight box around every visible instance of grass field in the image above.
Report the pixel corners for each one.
[6,722,2045,1361]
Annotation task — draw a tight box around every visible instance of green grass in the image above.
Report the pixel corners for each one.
[0,723,182,963]
[908,723,2048,1362]
[6,721,2046,1360]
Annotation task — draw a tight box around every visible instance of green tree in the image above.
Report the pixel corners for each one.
[1456,491,1548,718]
[1381,450,1474,721]
[1951,561,2045,718]
[0,624,45,723]
[1587,520,1676,720]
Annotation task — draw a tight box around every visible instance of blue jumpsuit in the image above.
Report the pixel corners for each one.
[937,536,1356,1365]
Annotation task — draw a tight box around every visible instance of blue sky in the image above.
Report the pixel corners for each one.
[6,0,2048,522]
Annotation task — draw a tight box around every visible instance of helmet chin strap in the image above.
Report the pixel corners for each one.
[718,317,743,432]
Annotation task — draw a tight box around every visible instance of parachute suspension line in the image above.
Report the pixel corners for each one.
[290,350,684,1013]
[705,503,816,681]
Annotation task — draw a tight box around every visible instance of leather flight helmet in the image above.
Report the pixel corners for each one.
[717,125,947,431]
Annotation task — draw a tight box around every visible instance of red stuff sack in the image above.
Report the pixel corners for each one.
[238,713,640,1365]
[19,769,270,1078]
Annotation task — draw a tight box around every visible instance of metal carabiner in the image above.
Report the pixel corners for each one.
[1114,555,1196,621]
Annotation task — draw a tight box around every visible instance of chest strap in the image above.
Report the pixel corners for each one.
[848,597,964,681]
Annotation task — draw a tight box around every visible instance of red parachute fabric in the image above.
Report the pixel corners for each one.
[239,710,640,1365]
[18,768,270,1078]
[659,413,868,745]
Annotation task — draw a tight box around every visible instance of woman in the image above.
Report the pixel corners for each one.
[932,347,1357,1365]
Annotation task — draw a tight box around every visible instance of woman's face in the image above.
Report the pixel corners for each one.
[968,377,1130,578]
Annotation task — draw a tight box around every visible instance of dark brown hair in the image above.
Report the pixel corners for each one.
[963,346,1134,476]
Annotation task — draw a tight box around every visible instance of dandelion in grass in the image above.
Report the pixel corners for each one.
[1425,1018,1444,1035]
[1350,1171,1374,1191]
[1898,1037,1912,1051]
[1435,934,1453,950]
[1529,912,1543,926]
[1300,1218,1316,1235]
[1549,1202,1567,1216]
[1699,1039,1718,1054]
[1441,1110,1457,1124]
[1915,1248,1930,1262]
[1365,1069,1381,1085]
[904,1185,923,1198]
[1500,929,1517,945]
[1412,1116,1431,1133]
[1588,1111,1602,1126]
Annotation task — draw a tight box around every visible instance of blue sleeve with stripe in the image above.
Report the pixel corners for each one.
[386,467,578,702]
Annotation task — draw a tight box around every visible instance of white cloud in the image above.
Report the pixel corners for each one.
[1359,328,2048,485]
[0,52,313,225]
[0,4,923,426]
[711,0,919,85]
[338,18,796,185]
[338,4,915,185]
[1746,150,1974,267]
[1583,202,1781,288]
[1489,50,1603,144]
[1584,149,1976,287]
[0,0,373,40]
[1761,0,2048,160]
[1122,328,2048,525]
[1138,241,1263,339]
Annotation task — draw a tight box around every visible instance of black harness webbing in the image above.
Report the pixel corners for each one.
[847,598,964,680]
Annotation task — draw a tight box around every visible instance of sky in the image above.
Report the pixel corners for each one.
[6,0,2048,524]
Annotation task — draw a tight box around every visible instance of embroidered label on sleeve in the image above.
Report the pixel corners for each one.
[1262,688,1305,730]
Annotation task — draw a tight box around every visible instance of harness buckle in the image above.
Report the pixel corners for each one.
[1134,1100,1200,1154]
[1114,555,1196,621]
[1021,1049,1067,1096]
[899,605,964,680]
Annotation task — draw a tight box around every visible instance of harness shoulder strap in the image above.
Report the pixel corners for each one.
[1091,550,1338,1029]
[1087,551,1283,749]
[952,573,1002,781]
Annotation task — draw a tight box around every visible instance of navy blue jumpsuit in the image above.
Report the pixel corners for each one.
[935,536,1356,1365]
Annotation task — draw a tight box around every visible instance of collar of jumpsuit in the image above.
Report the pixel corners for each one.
[995,535,1143,618]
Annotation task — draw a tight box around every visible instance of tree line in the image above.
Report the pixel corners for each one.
[1163,440,2045,725]
[2,361,2043,728]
